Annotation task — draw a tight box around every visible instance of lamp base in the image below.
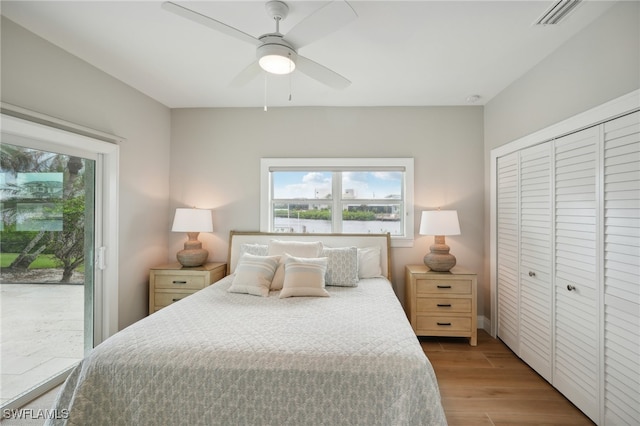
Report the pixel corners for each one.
[423,235,456,272]
[176,232,209,267]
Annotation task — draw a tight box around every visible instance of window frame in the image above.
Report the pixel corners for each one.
[260,158,414,247]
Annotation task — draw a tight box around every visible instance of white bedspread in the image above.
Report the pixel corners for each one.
[48,277,447,425]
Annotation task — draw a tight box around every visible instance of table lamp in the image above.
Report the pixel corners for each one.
[419,210,461,272]
[171,208,213,267]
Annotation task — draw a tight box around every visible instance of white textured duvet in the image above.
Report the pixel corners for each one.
[48,277,447,425]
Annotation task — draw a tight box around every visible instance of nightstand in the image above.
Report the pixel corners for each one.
[149,262,226,314]
[405,264,477,346]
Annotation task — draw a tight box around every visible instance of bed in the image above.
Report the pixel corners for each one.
[48,232,447,425]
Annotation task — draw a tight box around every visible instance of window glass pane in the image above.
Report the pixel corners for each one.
[273,171,332,199]
[262,158,414,245]
[273,203,332,233]
[342,171,402,200]
[342,203,403,235]
[0,142,94,407]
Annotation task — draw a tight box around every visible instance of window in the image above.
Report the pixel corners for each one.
[261,158,414,247]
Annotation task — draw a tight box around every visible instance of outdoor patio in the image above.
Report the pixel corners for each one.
[0,283,83,407]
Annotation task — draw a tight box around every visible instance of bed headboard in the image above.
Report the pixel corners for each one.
[227,231,391,280]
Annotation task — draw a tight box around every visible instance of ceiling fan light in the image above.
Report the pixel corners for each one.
[259,54,296,75]
[257,40,296,75]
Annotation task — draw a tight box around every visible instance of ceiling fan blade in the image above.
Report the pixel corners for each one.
[230,61,262,88]
[296,55,351,90]
[285,0,357,49]
[162,2,261,47]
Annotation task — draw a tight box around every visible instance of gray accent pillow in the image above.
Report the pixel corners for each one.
[322,246,359,287]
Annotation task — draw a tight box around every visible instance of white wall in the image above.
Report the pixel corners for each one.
[169,106,485,308]
[483,2,640,323]
[1,17,172,329]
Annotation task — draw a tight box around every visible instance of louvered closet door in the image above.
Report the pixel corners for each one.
[603,111,640,425]
[519,142,553,382]
[496,152,520,352]
[554,126,600,422]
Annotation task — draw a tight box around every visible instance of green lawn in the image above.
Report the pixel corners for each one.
[1,253,60,269]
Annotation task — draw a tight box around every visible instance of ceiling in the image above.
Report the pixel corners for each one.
[1,1,617,108]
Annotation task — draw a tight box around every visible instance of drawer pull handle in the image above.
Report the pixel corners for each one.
[567,284,576,291]
[437,304,452,307]
[172,280,187,285]
[529,271,536,277]
[437,322,452,326]
[437,285,452,289]
[172,298,182,302]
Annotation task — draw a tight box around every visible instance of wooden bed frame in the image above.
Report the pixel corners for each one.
[227,231,392,280]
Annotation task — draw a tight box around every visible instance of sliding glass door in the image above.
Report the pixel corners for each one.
[0,140,96,408]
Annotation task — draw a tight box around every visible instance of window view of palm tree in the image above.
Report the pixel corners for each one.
[0,142,94,408]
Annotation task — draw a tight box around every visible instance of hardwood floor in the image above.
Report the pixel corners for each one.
[422,330,595,426]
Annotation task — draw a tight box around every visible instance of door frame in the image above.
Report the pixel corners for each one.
[1,107,121,341]
[1,106,120,408]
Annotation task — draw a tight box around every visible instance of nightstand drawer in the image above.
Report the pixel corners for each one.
[417,298,471,313]
[416,316,472,332]
[149,262,227,314]
[154,274,206,290]
[416,279,471,295]
[154,291,193,307]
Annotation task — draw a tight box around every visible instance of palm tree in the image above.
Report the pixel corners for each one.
[1,143,85,282]
[48,159,85,282]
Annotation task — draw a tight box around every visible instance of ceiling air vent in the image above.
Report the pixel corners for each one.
[534,0,583,25]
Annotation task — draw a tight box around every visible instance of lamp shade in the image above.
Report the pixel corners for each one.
[171,208,213,233]
[419,210,460,236]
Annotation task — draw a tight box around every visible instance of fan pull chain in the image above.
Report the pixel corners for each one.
[288,55,292,102]
[264,73,268,112]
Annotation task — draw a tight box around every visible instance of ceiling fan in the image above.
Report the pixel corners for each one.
[162,1,357,90]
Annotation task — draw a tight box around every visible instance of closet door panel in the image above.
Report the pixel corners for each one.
[496,152,520,352]
[603,111,639,425]
[519,143,553,381]
[554,127,600,422]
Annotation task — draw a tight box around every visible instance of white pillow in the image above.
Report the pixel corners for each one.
[227,254,279,297]
[357,246,382,278]
[239,243,268,257]
[268,240,323,290]
[321,246,359,287]
[267,240,323,257]
[279,256,329,298]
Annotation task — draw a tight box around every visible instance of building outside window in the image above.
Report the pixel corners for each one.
[261,158,414,247]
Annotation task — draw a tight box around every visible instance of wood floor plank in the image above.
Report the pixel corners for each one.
[434,366,550,388]
[420,339,444,353]
[443,411,494,426]
[483,351,534,369]
[489,412,595,426]
[425,351,493,368]
[442,397,587,417]
[440,386,571,401]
